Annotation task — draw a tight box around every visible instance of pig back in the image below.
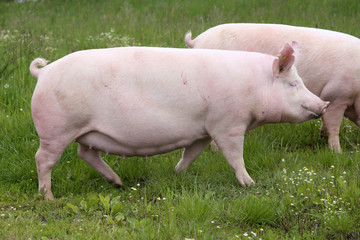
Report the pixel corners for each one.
[35,47,270,117]
[191,23,360,97]
[32,47,272,147]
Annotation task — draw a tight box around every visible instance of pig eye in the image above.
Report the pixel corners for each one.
[290,81,298,87]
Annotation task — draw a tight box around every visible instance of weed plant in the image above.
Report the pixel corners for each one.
[1,0,360,239]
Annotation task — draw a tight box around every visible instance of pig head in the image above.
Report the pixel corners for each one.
[185,23,360,153]
[30,45,328,200]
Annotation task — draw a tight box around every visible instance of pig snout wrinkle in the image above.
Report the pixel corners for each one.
[302,101,330,119]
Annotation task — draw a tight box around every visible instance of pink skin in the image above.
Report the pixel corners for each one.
[30,45,328,200]
[185,23,360,153]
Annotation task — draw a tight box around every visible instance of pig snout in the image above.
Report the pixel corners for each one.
[302,101,330,119]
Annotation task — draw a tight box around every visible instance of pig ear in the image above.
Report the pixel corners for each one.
[291,41,300,60]
[272,42,296,76]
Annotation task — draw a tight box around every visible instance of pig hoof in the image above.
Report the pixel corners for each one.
[112,180,123,188]
[329,145,342,154]
[240,180,255,188]
[39,189,55,201]
[173,168,182,175]
[108,177,123,189]
[114,184,125,190]
[174,162,186,174]
[238,177,255,188]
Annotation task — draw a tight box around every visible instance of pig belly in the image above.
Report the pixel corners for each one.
[75,123,208,157]
[72,90,210,156]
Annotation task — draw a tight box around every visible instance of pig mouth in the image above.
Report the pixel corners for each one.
[302,104,329,119]
[310,112,321,119]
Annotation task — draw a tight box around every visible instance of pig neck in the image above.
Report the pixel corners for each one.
[249,84,283,129]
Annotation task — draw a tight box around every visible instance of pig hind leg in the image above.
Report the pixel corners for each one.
[174,137,212,173]
[35,139,69,200]
[344,96,360,128]
[353,96,360,126]
[77,144,122,187]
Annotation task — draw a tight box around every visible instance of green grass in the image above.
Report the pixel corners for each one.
[1,0,360,239]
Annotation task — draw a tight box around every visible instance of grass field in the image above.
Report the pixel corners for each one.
[1,0,360,239]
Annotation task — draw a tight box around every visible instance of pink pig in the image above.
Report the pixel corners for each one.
[30,45,328,200]
[185,23,360,153]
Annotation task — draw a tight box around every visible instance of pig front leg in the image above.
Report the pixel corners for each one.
[215,134,254,187]
[320,118,328,135]
[321,103,347,153]
[77,144,123,187]
[174,137,212,173]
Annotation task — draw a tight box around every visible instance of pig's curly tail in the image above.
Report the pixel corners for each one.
[29,58,48,78]
[184,32,195,48]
